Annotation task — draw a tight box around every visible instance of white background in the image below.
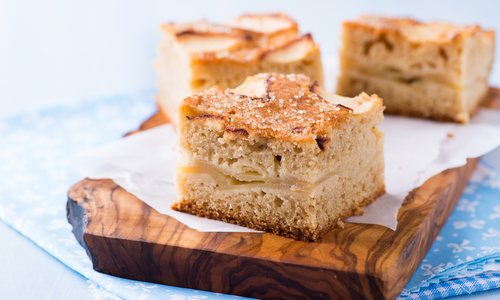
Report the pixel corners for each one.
[0,0,499,117]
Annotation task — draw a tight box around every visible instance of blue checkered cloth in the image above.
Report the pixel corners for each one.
[400,159,500,299]
[0,92,498,300]
[399,273,500,300]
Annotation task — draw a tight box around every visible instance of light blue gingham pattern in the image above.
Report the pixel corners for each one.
[0,92,498,300]
[400,273,500,300]
[399,160,500,299]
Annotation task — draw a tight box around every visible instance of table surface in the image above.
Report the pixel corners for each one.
[1,1,500,299]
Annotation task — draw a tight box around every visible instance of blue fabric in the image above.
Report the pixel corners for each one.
[400,273,500,300]
[0,92,498,300]
[400,160,500,298]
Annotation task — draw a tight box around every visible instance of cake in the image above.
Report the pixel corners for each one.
[155,13,324,125]
[172,73,385,241]
[336,16,495,123]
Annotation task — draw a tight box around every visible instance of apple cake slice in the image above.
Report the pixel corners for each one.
[173,73,385,241]
[336,16,495,123]
[155,13,323,125]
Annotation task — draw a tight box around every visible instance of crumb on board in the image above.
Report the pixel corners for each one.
[447,133,454,138]
[337,220,345,228]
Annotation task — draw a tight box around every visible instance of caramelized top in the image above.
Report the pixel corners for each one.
[346,15,493,43]
[181,73,382,142]
[161,13,318,63]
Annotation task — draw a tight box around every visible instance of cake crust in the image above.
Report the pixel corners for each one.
[344,16,494,43]
[181,73,382,142]
[160,14,315,64]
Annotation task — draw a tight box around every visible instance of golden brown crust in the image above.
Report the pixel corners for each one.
[160,14,318,63]
[171,186,386,242]
[191,34,317,63]
[186,113,225,121]
[164,13,297,37]
[228,13,298,30]
[162,21,240,37]
[182,73,356,142]
[260,33,314,60]
[224,126,249,137]
[344,15,494,43]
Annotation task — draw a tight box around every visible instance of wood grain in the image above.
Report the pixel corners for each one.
[67,88,499,300]
[482,87,500,110]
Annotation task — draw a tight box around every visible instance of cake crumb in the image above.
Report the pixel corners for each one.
[337,220,345,228]
[353,206,365,216]
[447,133,454,138]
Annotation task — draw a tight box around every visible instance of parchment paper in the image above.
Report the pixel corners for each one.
[70,106,500,231]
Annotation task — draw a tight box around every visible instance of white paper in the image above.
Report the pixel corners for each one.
[70,125,259,232]
[348,111,500,228]
[70,106,500,232]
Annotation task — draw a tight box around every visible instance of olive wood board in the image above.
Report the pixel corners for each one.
[67,87,500,300]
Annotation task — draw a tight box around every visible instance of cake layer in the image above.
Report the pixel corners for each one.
[174,152,385,241]
[337,69,488,122]
[177,146,383,195]
[340,58,462,89]
[341,16,495,87]
[179,113,383,182]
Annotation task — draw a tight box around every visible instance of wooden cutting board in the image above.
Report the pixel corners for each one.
[66,88,500,300]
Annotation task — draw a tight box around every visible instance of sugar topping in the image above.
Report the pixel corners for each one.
[182,73,356,141]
